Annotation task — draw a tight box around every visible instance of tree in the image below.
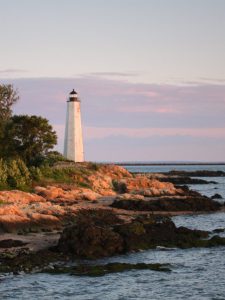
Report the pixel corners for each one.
[0,84,19,122]
[0,84,19,154]
[3,115,57,165]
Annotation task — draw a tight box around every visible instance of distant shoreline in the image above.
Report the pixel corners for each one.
[115,162,225,166]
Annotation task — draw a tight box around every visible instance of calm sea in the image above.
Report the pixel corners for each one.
[1,164,225,300]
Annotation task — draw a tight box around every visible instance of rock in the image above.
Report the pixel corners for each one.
[0,239,27,248]
[79,190,101,201]
[0,205,25,217]
[158,176,217,185]
[34,186,65,200]
[213,228,225,233]
[44,262,171,276]
[0,190,45,205]
[0,215,30,233]
[29,213,60,228]
[164,170,225,177]
[111,196,221,212]
[35,186,101,202]
[0,249,63,274]
[86,164,131,196]
[211,193,223,199]
[112,177,182,198]
[57,209,225,259]
[58,209,124,258]
[125,177,179,194]
[116,193,145,201]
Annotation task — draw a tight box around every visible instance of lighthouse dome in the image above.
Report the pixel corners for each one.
[69,89,79,101]
[70,89,77,95]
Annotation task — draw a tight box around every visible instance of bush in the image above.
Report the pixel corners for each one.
[44,151,67,166]
[0,157,94,191]
[88,162,100,171]
[0,158,31,190]
[29,166,43,181]
[0,159,8,188]
[31,151,67,167]
[7,159,31,189]
[112,179,128,194]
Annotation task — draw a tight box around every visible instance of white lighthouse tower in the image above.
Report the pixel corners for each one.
[64,89,84,162]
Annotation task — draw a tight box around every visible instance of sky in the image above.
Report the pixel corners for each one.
[0,0,225,162]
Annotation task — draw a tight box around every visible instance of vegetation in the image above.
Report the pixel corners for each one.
[32,162,96,188]
[2,115,57,165]
[0,85,101,191]
[0,84,19,155]
[112,179,128,193]
[0,84,73,190]
[0,157,100,191]
[0,158,31,190]
[0,84,19,122]
[44,262,171,276]
[0,84,57,163]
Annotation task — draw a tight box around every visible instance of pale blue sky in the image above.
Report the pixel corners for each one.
[0,0,225,161]
[1,0,225,83]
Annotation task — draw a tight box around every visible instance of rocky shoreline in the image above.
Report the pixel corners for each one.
[0,163,224,275]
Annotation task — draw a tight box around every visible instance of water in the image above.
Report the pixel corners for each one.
[125,164,225,174]
[1,164,225,300]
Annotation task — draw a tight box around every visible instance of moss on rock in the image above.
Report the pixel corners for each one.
[43,262,171,276]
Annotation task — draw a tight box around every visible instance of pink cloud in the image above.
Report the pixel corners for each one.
[83,126,225,140]
[118,105,179,114]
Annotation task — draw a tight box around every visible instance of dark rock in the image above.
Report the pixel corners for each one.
[2,209,225,273]
[211,193,223,200]
[213,228,225,233]
[57,209,225,259]
[44,262,171,276]
[0,248,63,274]
[159,177,217,185]
[111,196,221,212]
[0,239,27,248]
[58,209,124,259]
[164,170,225,177]
[112,180,128,194]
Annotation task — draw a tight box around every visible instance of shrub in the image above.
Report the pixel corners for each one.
[88,162,100,172]
[7,159,31,189]
[29,166,43,181]
[112,179,128,194]
[0,159,8,188]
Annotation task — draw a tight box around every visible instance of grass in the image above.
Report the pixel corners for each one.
[1,160,103,191]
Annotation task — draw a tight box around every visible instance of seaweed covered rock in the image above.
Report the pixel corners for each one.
[165,170,225,177]
[57,209,225,259]
[111,195,221,212]
[58,209,124,258]
[211,193,223,200]
[0,239,27,248]
[114,215,209,251]
[158,176,217,185]
[43,262,171,276]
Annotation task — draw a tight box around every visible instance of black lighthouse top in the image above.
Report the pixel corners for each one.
[70,89,77,95]
[68,89,80,102]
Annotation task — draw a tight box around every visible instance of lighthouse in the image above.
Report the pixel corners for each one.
[64,89,84,162]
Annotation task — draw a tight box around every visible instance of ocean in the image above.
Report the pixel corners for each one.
[1,164,225,300]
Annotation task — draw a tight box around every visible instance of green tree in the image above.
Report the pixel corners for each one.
[0,84,19,122]
[4,115,57,165]
[0,84,19,154]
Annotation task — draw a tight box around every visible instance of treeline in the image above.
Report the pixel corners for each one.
[0,84,66,190]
